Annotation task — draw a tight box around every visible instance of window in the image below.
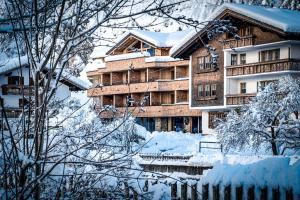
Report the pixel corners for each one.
[8,76,24,85]
[205,85,210,97]
[147,48,155,56]
[211,84,217,96]
[231,54,237,65]
[258,80,274,91]
[260,49,280,62]
[240,82,246,94]
[198,56,211,70]
[240,54,246,65]
[198,83,217,98]
[197,84,203,97]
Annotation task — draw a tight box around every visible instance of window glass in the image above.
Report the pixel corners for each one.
[240,54,246,65]
[198,84,203,97]
[231,54,237,65]
[211,84,217,96]
[205,85,210,96]
[240,82,246,94]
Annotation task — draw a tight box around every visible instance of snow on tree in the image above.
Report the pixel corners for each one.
[216,76,300,156]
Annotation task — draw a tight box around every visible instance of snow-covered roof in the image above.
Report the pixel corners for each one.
[213,3,300,33]
[85,59,106,72]
[107,29,192,55]
[105,51,150,62]
[90,46,111,59]
[171,3,300,57]
[170,29,197,57]
[0,56,90,90]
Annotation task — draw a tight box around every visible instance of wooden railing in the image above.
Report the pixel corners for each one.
[223,35,254,49]
[2,85,34,95]
[227,59,300,76]
[226,93,256,105]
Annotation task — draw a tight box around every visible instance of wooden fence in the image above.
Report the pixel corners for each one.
[169,181,299,200]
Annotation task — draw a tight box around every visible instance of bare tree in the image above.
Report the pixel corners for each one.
[216,76,300,156]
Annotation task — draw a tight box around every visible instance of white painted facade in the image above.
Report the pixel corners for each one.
[224,41,300,99]
[189,41,300,135]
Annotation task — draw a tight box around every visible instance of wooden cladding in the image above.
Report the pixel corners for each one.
[227,59,300,76]
[226,93,256,105]
[222,35,254,49]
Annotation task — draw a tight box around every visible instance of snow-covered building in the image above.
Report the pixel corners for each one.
[171,3,300,134]
[0,56,89,119]
[87,30,202,132]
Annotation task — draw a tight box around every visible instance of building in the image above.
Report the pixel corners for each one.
[171,3,300,134]
[0,56,89,119]
[87,30,202,133]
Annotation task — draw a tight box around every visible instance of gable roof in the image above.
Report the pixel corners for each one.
[106,29,192,55]
[171,3,300,58]
[0,56,90,90]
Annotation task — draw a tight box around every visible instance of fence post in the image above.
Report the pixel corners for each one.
[191,183,198,200]
[224,185,231,200]
[260,186,268,200]
[199,142,201,153]
[236,185,243,200]
[272,187,280,200]
[202,183,209,200]
[124,182,130,200]
[213,184,220,200]
[247,186,255,200]
[181,182,187,200]
[285,188,293,200]
[171,182,177,200]
[143,180,148,192]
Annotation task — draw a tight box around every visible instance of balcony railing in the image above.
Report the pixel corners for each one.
[226,59,300,77]
[223,35,254,49]
[2,85,34,95]
[226,93,256,105]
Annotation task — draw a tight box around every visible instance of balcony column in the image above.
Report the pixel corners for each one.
[128,70,130,84]
[174,66,177,79]
[113,95,116,107]
[149,92,152,106]
[174,90,177,104]
[146,68,149,82]
[100,74,103,85]
[110,72,112,85]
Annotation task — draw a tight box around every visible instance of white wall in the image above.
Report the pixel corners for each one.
[201,111,215,135]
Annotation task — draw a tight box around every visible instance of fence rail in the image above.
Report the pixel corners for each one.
[199,141,223,153]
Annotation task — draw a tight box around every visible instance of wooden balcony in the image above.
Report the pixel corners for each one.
[226,59,300,77]
[98,104,201,118]
[87,79,189,96]
[2,85,34,95]
[86,57,189,74]
[223,35,254,49]
[226,93,256,105]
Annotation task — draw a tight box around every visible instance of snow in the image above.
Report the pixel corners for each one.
[0,55,90,90]
[85,59,106,72]
[170,29,197,56]
[0,55,28,75]
[201,156,300,193]
[104,51,150,62]
[212,3,300,33]
[112,29,192,49]
[89,46,110,59]
[170,3,300,57]
[145,56,181,63]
